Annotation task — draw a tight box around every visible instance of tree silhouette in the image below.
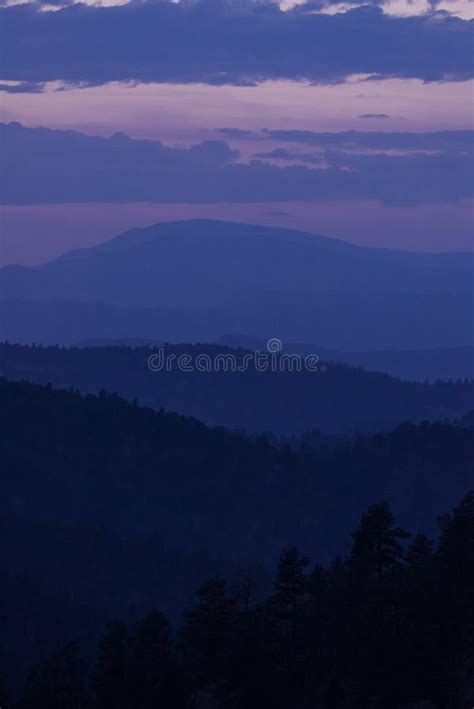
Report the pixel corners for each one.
[435,492,474,706]
[180,578,237,701]
[273,546,309,635]
[406,533,433,570]
[6,493,474,709]
[128,611,185,708]
[93,622,131,709]
[348,504,410,705]
[350,501,410,582]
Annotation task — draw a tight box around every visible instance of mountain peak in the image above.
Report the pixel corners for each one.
[57,218,359,263]
[1,219,472,351]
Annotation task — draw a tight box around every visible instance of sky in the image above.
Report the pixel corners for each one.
[1,0,473,263]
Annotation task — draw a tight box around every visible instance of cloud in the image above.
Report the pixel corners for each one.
[255,128,474,151]
[254,148,325,164]
[0,81,45,94]
[217,128,261,139]
[358,113,391,118]
[1,122,472,207]
[1,0,473,87]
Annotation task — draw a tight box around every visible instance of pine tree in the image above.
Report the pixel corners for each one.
[406,533,433,570]
[348,504,410,706]
[435,492,474,706]
[93,622,131,709]
[350,501,410,582]
[180,578,236,693]
[129,611,184,708]
[273,546,310,637]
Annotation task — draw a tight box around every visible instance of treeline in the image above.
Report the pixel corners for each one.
[2,342,474,435]
[2,377,473,566]
[3,494,473,709]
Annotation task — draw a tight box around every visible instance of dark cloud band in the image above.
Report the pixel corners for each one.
[226,128,474,152]
[2,122,473,207]
[1,1,473,86]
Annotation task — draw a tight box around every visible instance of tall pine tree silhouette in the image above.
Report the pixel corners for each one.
[350,501,410,582]
[93,622,131,709]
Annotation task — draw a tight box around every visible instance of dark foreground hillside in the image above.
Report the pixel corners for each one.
[4,492,473,709]
[1,342,474,435]
[1,378,473,696]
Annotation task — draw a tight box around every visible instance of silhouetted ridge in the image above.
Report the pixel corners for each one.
[1,342,473,435]
[1,220,472,350]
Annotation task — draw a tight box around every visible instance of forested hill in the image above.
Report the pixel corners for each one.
[1,375,473,571]
[3,375,472,552]
[1,377,474,691]
[2,375,473,568]
[1,342,474,435]
[6,494,474,708]
[2,376,474,696]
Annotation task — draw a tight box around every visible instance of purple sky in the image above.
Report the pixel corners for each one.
[2,78,472,139]
[1,0,473,262]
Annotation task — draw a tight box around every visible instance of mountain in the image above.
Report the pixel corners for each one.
[0,299,204,345]
[1,378,473,688]
[2,342,473,435]
[1,219,472,350]
[217,335,474,382]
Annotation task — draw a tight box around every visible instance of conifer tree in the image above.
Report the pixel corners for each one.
[350,501,410,582]
[128,610,184,708]
[180,578,236,693]
[93,622,131,709]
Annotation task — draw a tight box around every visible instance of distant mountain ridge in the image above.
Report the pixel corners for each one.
[0,299,204,345]
[1,220,472,350]
[2,342,473,435]
[217,335,474,382]
[7,219,472,296]
[56,218,360,261]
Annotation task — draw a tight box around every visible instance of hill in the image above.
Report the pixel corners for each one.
[1,342,473,434]
[1,219,473,350]
[217,335,474,382]
[1,377,473,689]
[0,299,203,346]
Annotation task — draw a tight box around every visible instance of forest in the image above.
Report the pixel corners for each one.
[2,491,473,708]
[1,378,473,705]
[2,342,474,434]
